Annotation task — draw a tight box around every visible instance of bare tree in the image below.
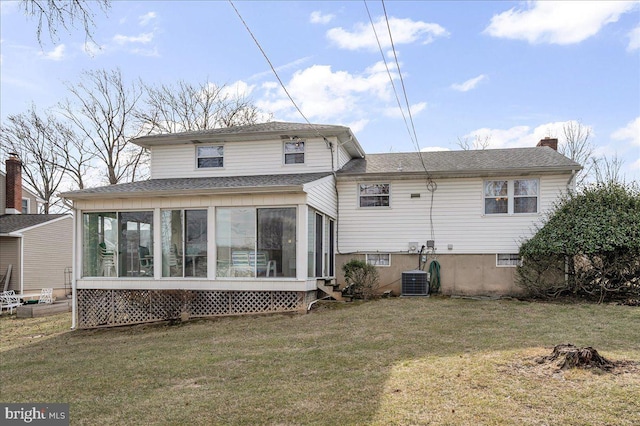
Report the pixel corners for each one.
[59,68,147,185]
[137,80,268,134]
[560,121,594,186]
[53,123,96,190]
[0,106,69,213]
[19,0,110,44]
[592,154,625,184]
[457,133,491,150]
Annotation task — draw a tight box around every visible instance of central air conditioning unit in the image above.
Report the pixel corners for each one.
[401,270,429,296]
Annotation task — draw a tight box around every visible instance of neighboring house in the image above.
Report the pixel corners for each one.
[0,154,73,299]
[61,123,581,328]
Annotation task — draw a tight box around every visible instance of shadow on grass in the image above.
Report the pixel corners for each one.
[1,298,638,425]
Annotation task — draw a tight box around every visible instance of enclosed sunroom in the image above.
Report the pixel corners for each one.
[63,173,338,328]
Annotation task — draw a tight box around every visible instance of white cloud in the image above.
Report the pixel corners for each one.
[347,119,369,134]
[463,121,594,149]
[256,61,411,126]
[630,157,640,171]
[219,80,256,98]
[139,11,157,26]
[611,116,640,146]
[484,1,637,45]
[113,32,154,45]
[383,102,427,118]
[628,25,640,51]
[40,44,65,60]
[327,16,448,51]
[451,74,486,92]
[249,56,313,80]
[310,11,335,25]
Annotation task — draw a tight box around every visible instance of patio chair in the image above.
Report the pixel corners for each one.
[99,242,115,277]
[38,288,53,304]
[139,246,153,276]
[0,290,21,314]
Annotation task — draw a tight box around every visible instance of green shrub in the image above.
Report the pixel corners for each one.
[518,181,640,303]
[342,259,380,300]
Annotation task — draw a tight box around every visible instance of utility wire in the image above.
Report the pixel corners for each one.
[228,0,332,147]
[380,0,433,185]
[375,0,437,241]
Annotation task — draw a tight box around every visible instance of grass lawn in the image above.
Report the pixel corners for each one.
[1,297,639,425]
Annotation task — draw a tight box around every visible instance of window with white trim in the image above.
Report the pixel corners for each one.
[284,140,305,164]
[359,183,390,207]
[366,253,390,266]
[484,179,538,214]
[21,198,30,213]
[196,146,224,168]
[496,253,522,267]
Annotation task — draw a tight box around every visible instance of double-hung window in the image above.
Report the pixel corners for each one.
[284,140,305,164]
[359,183,390,207]
[197,146,224,168]
[484,179,538,214]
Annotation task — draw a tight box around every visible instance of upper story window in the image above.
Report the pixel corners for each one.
[21,198,30,213]
[197,146,224,168]
[284,140,305,164]
[359,183,390,207]
[484,179,538,215]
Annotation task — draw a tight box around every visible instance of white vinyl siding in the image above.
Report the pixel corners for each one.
[337,144,352,169]
[338,175,568,254]
[151,138,336,179]
[0,237,20,291]
[304,175,337,218]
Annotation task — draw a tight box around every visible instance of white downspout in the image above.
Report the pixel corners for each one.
[19,236,24,294]
[71,207,77,330]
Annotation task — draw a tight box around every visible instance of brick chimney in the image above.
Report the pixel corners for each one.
[5,153,23,214]
[537,137,558,151]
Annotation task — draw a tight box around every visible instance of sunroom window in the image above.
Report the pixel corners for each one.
[216,207,296,278]
[161,209,208,278]
[82,211,153,277]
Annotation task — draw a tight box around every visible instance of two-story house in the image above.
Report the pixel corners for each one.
[0,154,72,299]
[61,122,581,328]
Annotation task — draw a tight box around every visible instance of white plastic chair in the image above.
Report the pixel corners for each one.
[0,290,21,314]
[38,288,53,304]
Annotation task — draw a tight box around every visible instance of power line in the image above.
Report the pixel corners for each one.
[228,0,332,146]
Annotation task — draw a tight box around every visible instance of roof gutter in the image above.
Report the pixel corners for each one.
[61,184,305,201]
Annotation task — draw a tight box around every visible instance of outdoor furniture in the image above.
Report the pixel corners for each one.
[231,251,276,277]
[38,288,53,304]
[0,290,22,314]
[99,242,115,276]
[139,246,153,276]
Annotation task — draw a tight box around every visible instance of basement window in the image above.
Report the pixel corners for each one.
[496,253,521,267]
[366,253,391,267]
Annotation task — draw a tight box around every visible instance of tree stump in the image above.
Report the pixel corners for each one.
[538,344,615,371]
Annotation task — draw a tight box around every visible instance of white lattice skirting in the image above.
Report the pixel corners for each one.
[77,289,317,328]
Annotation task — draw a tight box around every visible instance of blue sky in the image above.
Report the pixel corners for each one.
[1,1,639,182]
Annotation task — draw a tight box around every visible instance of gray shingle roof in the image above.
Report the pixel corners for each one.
[133,121,352,143]
[0,214,69,234]
[337,147,581,178]
[61,172,333,199]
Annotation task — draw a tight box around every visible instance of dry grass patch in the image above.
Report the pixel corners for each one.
[1,298,638,425]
